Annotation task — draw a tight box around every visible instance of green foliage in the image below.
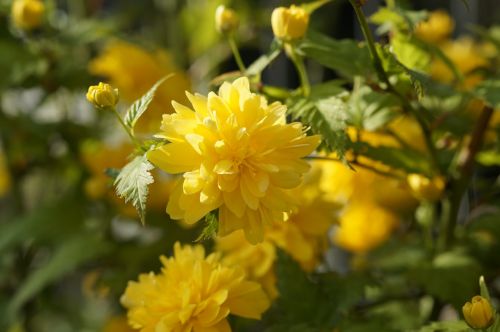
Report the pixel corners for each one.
[195,210,219,242]
[416,320,469,332]
[266,251,369,331]
[287,81,349,158]
[114,154,155,224]
[411,251,481,309]
[6,233,110,319]
[124,75,172,134]
[474,79,500,109]
[299,30,372,79]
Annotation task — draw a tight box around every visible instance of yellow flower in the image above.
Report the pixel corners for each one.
[11,0,44,31]
[147,77,320,243]
[121,242,270,332]
[0,153,11,198]
[271,5,309,42]
[415,10,454,44]
[215,5,239,35]
[334,201,399,253]
[216,230,278,299]
[89,40,191,134]
[216,165,337,298]
[407,174,445,202]
[431,38,489,89]
[86,82,119,109]
[102,316,135,332]
[462,296,495,329]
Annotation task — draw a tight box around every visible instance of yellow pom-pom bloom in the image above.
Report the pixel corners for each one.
[0,153,11,198]
[215,5,239,35]
[462,296,495,329]
[147,77,320,243]
[89,40,191,134]
[334,201,399,253]
[11,0,44,31]
[86,82,119,109]
[121,242,270,332]
[415,10,454,44]
[271,5,309,42]
[407,174,445,202]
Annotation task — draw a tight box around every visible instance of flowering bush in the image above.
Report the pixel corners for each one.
[1,1,500,332]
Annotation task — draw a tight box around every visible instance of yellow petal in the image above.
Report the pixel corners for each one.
[147,142,201,174]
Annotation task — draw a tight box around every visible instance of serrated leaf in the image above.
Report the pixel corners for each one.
[348,85,399,130]
[114,155,154,224]
[288,91,349,158]
[195,210,219,242]
[245,41,281,77]
[123,74,173,134]
[6,233,110,318]
[417,320,469,332]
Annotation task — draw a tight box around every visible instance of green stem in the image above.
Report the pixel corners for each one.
[111,107,140,147]
[228,35,246,73]
[349,0,441,173]
[287,44,311,97]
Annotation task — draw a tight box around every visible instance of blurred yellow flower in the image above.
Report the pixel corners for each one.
[431,38,488,89]
[11,0,44,31]
[121,242,270,332]
[334,201,399,253]
[215,5,239,35]
[271,5,309,42]
[216,230,278,299]
[407,174,445,202]
[102,316,135,332]
[462,295,495,329]
[147,77,320,243]
[86,82,119,109]
[415,10,454,44]
[89,40,191,134]
[0,153,10,198]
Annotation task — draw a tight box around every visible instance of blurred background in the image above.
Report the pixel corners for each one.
[1,0,499,331]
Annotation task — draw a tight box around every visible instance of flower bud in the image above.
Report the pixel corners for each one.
[271,5,309,42]
[462,296,495,329]
[86,82,119,109]
[215,5,239,35]
[407,174,445,202]
[11,0,45,31]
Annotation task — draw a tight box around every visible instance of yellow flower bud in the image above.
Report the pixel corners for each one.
[215,5,239,35]
[462,296,495,329]
[407,174,445,202]
[11,0,45,31]
[271,5,309,42]
[86,82,119,109]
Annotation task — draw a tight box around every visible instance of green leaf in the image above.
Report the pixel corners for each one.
[411,250,481,309]
[474,79,500,109]
[245,41,281,77]
[114,154,155,224]
[299,30,372,79]
[6,233,110,317]
[195,210,219,242]
[288,90,349,158]
[301,0,331,14]
[347,85,399,130]
[123,75,173,134]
